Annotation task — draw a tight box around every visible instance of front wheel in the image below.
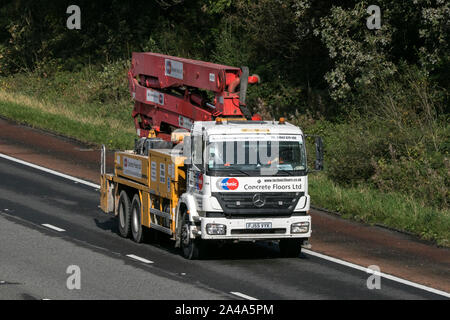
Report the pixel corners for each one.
[279,239,302,258]
[180,214,202,260]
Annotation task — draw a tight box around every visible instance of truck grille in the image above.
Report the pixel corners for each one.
[213,192,303,217]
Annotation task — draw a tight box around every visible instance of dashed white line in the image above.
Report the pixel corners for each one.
[41,224,66,232]
[126,254,154,264]
[0,153,100,189]
[230,292,258,300]
[302,249,450,298]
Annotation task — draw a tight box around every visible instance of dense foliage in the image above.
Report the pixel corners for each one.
[0,0,448,209]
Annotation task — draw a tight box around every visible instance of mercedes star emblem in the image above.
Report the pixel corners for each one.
[252,193,265,208]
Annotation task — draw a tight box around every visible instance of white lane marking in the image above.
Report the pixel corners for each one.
[230,292,258,300]
[126,254,154,264]
[0,153,100,189]
[2,152,449,298]
[302,249,450,298]
[42,224,66,232]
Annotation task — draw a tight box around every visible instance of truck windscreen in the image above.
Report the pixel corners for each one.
[206,136,306,174]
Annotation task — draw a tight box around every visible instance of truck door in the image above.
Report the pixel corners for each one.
[187,134,205,195]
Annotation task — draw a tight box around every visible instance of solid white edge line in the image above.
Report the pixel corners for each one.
[302,249,450,298]
[1,152,448,298]
[42,224,66,232]
[126,254,154,264]
[230,292,258,300]
[0,153,100,189]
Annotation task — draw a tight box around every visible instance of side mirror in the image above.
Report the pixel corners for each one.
[305,134,324,172]
[314,136,324,171]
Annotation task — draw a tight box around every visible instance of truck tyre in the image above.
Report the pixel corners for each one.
[180,213,202,260]
[279,239,302,258]
[118,190,131,238]
[131,194,145,243]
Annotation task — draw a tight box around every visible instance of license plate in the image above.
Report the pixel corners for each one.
[246,222,272,229]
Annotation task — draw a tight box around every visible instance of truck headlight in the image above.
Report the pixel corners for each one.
[291,222,309,233]
[206,223,227,235]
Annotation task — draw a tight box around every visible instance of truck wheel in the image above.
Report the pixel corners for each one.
[279,239,302,258]
[118,190,131,238]
[131,194,145,243]
[180,214,201,260]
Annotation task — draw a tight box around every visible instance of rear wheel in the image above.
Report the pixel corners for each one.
[131,194,145,243]
[118,191,131,238]
[180,213,202,260]
[279,239,302,258]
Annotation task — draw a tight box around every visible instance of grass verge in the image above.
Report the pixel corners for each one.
[0,91,135,150]
[309,173,450,247]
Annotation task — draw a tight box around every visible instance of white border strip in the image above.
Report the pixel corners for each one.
[230,292,258,300]
[42,224,66,232]
[0,153,100,189]
[1,152,449,298]
[303,249,450,298]
[126,254,154,264]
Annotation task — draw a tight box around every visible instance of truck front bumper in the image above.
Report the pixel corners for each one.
[198,215,311,240]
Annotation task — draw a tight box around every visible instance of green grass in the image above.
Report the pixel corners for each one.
[0,97,135,150]
[0,63,136,149]
[309,173,450,247]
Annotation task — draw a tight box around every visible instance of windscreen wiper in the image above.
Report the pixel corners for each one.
[214,168,250,176]
[229,168,250,176]
[275,169,294,176]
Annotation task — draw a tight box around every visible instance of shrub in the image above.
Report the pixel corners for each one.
[297,64,449,209]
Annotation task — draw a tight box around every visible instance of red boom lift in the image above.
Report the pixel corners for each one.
[128,52,260,141]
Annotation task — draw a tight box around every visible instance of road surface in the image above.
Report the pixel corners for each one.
[0,156,447,300]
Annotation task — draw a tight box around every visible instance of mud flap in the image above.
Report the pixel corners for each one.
[100,174,114,213]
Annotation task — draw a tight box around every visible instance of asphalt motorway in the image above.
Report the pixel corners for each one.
[0,157,447,300]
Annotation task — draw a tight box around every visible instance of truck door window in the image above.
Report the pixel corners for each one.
[192,135,203,168]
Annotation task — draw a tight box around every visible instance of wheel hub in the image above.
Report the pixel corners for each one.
[132,207,139,233]
[182,224,190,246]
[119,204,125,227]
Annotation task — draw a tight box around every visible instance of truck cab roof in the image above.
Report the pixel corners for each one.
[191,120,304,137]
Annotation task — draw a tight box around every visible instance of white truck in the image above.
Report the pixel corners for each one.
[100,118,323,259]
[180,119,316,258]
